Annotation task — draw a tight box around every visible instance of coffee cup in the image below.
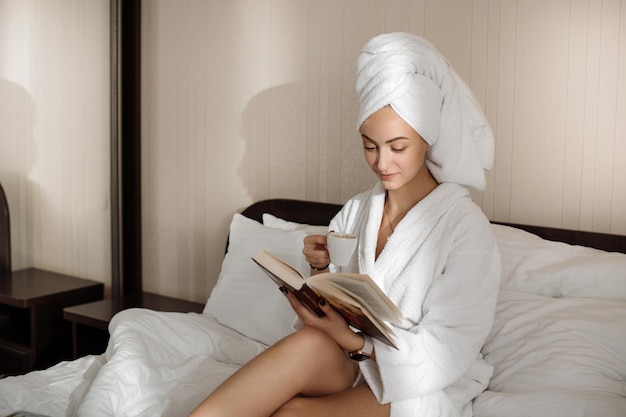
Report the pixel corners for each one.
[326,232,357,267]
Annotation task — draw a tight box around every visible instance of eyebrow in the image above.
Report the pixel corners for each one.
[360,134,411,144]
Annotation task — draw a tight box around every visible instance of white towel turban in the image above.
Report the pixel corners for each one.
[356,32,494,190]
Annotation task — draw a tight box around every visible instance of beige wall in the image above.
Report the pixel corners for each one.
[1,1,624,302]
[0,1,110,288]
[141,0,626,303]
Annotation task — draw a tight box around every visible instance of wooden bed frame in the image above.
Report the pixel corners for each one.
[241,199,626,255]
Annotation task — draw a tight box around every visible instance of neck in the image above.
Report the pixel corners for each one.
[385,172,438,216]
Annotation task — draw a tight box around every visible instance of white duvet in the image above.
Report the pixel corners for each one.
[0,309,265,417]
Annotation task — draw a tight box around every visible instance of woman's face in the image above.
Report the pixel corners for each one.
[359,106,432,193]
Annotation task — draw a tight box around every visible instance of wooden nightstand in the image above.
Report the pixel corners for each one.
[0,268,104,375]
[63,292,205,358]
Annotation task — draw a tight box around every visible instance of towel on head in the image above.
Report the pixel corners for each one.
[356,32,494,190]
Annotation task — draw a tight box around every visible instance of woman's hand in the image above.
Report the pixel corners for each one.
[302,234,330,272]
[283,291,367,353]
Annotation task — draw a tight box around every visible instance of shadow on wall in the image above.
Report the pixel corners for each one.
[237,82,308,204]
[0,78,37,269]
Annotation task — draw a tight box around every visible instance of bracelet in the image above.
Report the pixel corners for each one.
[309,262,330,271]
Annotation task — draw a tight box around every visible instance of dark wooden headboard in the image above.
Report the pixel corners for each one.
[491,221,626,254]
[241,199,342,227]
[240,199,626,255]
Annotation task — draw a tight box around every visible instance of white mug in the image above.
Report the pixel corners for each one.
[326,232,357,267]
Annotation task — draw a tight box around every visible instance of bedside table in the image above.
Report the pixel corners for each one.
[0,268,104,375]
[63,292,204,358]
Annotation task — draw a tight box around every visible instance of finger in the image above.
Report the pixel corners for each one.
[317,298,345,322]
[284,291,322,323]
[303,234,329,251]
[280,288,304,322]
[302,235,331,265]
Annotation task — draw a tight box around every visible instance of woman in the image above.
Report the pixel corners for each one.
[189,32,500,417]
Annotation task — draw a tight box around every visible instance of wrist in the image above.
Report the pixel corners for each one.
[309,262,330,271]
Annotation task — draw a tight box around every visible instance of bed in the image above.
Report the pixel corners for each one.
[1,198,625,417]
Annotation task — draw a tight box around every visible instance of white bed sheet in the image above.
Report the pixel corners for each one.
[474,289,626,417]
[0,309,266,417]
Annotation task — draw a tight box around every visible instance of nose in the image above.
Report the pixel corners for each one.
[377,148,392,172]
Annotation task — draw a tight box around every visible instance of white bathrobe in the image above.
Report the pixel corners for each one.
[329,182,500,417]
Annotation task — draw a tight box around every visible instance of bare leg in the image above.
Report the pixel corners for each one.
[189,327,359,417]
[273,383,390,417]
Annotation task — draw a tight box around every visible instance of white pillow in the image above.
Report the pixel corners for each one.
[492,224,626,301]
[262,213,329,235]
[204,214,309,346]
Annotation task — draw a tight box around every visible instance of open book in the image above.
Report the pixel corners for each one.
[252,250,402,349]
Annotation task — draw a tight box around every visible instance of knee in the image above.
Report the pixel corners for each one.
[284,327,337,356]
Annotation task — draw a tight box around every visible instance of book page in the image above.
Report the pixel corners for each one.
[309,282,398,348]
[311,274,402,324]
